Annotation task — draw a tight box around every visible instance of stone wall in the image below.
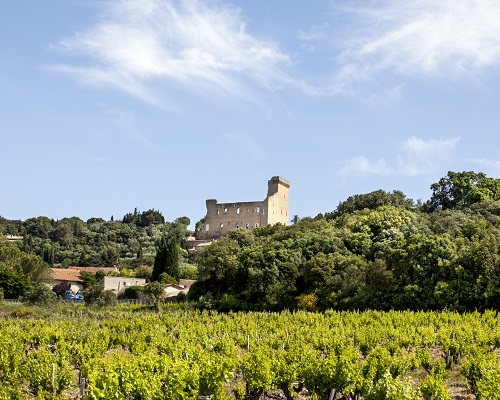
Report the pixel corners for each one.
[196,176,290,240]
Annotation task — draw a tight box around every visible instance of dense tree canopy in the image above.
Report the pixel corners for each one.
[192,172,500,312]
[0,209,191,270]
[425,171,500,211]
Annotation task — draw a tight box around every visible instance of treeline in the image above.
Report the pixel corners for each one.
[0,209,191,269]
[190,171,500,312]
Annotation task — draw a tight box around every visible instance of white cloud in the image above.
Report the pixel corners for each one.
[399,136,460,175]
[50,0,293,105]
[338,156,392,178]
[333,0,500,91]
[469,158,500,176]
[339,136,459,178]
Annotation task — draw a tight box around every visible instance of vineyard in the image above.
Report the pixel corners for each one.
[1,305,500,399]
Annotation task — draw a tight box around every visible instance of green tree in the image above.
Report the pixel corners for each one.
[143,281,165,312]
[0,268,30,298]
[24,284,58,305]
[138,209,165,227]
[152,236,179,281]
[329,189,414,218]
[425,171,500,211]
[84,285,117,306]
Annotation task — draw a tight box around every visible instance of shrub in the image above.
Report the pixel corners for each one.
[85,285,117,306]
[24,284,58,305]
[178,265,198,280]
[124,285,145,299]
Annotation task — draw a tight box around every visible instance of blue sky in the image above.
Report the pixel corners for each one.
[2,0,500,226]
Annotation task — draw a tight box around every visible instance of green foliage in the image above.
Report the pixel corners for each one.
[0,210,193,273]
[419,374,451,400]
[143,281,165,311]
[84,285,117,306]
[23,284,58,305]
[0,267,30,298]
[426,171,500,211]
[3,308,500,399]
[124,285,145,299]
[178,264,198,280]
[152,236,179,281]
[330,189,415,218]
[297,292,319,311]
[159,272,177,284]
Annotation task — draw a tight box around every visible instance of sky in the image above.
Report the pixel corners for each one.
[2,0,500,227]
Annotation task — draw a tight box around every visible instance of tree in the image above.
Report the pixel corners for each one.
[0,247,50,283]
[330,190,415,218]
[138,209,165,227]
[0,268,30,298]
[425,171,500,212]
[84,285,117,306]
[152,236,179,281]
[143,281,165,312]
[24,284,57,305]
[175,216,190,226]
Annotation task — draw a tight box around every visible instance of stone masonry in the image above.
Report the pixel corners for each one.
[196,176,290,240]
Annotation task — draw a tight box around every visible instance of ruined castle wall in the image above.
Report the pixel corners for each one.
[196,176,289,240]
[200,200,267,240]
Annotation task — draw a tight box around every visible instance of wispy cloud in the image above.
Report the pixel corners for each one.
[98,104,154,147]
[469,158,500,176]
[49,0,293,105]
[331,0,500,93]
[338,156,392,178]
[339,136,459,178]
[222,132,266,160]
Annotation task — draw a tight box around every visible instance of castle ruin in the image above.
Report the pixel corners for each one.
[195,176,290,240]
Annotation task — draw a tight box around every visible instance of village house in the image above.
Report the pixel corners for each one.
[100,276,146,294]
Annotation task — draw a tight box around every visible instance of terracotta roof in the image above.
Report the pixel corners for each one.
[179,279,196,287]
[50,268,84,283]
[68,266,117,274]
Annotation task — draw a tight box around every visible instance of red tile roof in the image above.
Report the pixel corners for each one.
[51,266,117,283]
[50,268,84,283]
[68,266,117,274]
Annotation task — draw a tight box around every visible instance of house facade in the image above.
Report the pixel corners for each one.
[101,276,146,293]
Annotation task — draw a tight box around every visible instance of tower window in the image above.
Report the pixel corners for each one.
[236,207,240,214]
[205,224,209,232]
[224,207,227,214]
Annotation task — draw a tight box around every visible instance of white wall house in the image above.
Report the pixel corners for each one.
[101,276,146,293]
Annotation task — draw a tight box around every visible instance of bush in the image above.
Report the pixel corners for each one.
[159,272,177,284]
[85,285,117,306]
[0,287,4,302]
[176,291,187,303]
[297,293,319,311]
[24,284,58,306]
[178,265,198,280]
[124,285,145,299]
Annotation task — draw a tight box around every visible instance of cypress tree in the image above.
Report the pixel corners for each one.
[165,236,179,280]
[152,236,168,281]
[152,236,179,281]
